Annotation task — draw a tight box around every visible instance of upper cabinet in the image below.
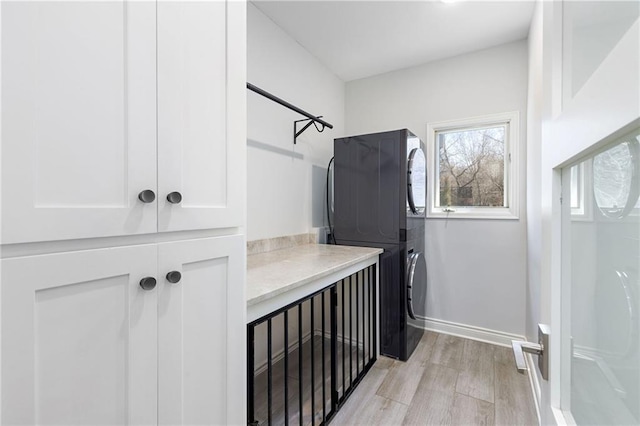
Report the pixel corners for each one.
[1,1,246,244]
[157,2,245,233]
[1,1,158,244]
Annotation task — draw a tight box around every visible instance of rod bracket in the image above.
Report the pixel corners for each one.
[294,116,325,145]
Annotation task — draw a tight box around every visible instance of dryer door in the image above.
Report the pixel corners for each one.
[407,147,427,215]
[407,251,427,319]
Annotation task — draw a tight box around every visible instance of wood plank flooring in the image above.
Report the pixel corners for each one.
[253,331,538,425]
[252,336,372,426]
[332,331,538,425]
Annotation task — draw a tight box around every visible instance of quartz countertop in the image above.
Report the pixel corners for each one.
[247,243,383,307]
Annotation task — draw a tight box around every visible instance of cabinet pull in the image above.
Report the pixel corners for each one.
[166,271,182,284]
[139,277,157,290]
[166,191,183,204]
[138,190,156,203]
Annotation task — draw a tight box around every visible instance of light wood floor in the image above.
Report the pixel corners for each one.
[252,336,369,426]
[331,331,539,425]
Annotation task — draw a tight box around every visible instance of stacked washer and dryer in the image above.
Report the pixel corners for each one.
[333,129,427,361]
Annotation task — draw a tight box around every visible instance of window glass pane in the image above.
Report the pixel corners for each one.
[570,164,581,209]
[408,136,426,211]
[437,126,506,207]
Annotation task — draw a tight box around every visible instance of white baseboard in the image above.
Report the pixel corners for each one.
[415,315,525,347]
[254,329,368,376]
[253,331,313,376]
[316,329,366,349]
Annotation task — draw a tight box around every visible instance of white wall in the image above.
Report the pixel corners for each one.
[247,3,344,241]
[345,41,529,336]
[247,2,346,371]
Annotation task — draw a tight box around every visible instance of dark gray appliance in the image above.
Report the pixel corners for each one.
[333,129,427,361]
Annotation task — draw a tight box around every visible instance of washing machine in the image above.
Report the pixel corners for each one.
[333,129,427,360]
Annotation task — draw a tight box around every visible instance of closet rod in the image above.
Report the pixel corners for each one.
[246,82,334,130]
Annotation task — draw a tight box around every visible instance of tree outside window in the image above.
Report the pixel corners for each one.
[437,126,506,208]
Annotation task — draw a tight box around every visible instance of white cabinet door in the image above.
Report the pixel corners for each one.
[1,1,157,244]
[157,0,246,232]
[158,235,245,425]
[1,245,158,425]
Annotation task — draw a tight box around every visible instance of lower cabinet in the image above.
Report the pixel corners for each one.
[1,235,244,425]
[157,236,244,425]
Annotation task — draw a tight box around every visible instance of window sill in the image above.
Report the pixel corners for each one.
[427,208,519,220]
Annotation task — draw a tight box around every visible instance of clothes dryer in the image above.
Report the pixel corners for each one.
[334,129,427,360]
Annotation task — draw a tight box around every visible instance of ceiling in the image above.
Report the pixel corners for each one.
[252,0,536,81]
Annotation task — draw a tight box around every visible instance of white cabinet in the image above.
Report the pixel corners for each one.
[158,236,245,425]
[1,236,244,425]
[1,0,245,244]
[1,1,246,424]
[1,1,158,244]
[157,2,245,233]
[1,245,159,425]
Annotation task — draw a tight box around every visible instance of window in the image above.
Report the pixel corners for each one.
[569,161,593,220]
[427,112,519,219]
[568,128,640,221]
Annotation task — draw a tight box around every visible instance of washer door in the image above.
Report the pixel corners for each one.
[407,148,427,214]
[407,251,427,319]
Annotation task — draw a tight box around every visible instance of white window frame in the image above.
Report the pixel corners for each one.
[569,161,594,221]
[426,111,520,219]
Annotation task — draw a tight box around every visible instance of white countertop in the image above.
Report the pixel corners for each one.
[246,243,383,307]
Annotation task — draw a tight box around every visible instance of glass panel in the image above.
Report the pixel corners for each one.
[565,128,640,425]
[570,165,581,209]
[437,125,505,207]
[563,1,640,99]
[407,146,426,212]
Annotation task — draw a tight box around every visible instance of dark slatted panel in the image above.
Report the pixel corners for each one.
[321,292,326,423]
[247,265,377,425]
[267,319,273,425]
[284,310,289,426]
[341,279,346,400]
[298,304,303,426]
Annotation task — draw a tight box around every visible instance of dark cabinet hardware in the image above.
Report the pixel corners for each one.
[138,190,156,203]
[166,191,182,204]
[166,271,182,284]
[139,277,157,290]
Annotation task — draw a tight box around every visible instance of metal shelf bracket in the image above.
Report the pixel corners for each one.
[294,116,326,145]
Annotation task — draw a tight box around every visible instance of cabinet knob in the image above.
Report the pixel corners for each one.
[138,190,156,203]
[139,277,157,290]
[166,271,182,284]
[166,191,182,204]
